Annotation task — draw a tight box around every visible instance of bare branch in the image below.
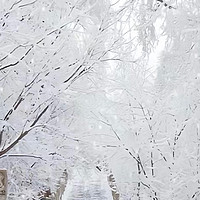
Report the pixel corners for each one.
[30,104,50,127]
[0,154,46,161]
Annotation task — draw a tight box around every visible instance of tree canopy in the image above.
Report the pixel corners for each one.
[0,0,200,199]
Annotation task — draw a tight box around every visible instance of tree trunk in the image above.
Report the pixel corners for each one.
[0,170,7,200]
[107,174,120,200]
[52,170,68,200]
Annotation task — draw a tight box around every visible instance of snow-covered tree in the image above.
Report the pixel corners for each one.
[0,0,111,198]
[1,0,200,199]
[72,0,200,199]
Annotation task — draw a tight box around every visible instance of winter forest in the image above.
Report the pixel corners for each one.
[0,0,200,199]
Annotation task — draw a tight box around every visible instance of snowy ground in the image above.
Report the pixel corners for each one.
[62,169,113,200]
